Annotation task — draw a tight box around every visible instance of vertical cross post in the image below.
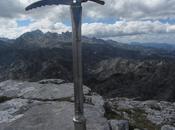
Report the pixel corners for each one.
[71,3,86,130]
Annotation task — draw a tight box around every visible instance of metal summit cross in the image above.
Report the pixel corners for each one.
[25,0,105,130]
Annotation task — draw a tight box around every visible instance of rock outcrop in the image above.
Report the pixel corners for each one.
[105,98,175,130]
[109,120,129,130]
[161,125,175,130]
[89,58,175,102]
[0,79,109,130]
[0,80,174,130]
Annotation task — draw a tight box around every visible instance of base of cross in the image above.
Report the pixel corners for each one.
[73,116,86,130]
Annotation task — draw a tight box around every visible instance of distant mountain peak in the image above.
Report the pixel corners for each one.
[14,30,112,48]
[20,29,44,38]
[30,29,43,34]
[61,31,72,37]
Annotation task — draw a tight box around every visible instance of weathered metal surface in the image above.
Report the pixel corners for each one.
[70,4,87,130]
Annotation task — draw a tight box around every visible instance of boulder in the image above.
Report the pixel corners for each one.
[109,120,129,130]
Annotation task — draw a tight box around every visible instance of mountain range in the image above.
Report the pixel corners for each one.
[131,42,175,51]
[0,30,175,102]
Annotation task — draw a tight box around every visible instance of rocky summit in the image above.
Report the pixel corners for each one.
[0,79,174,130]
[0,79,109,130]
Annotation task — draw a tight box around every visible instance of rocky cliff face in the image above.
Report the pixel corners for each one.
[88,58,175,102]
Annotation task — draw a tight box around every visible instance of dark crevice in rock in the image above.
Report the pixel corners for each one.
[0,96,12,103]
[19,96,73,103]
[38,79,67,85]
[0,96,73,104]
[108,121,112,130]
[17,96,97,106]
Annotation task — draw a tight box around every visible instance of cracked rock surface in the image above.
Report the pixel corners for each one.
[0,80,90,100]
[1,79,174,130]
[0,80,109,130]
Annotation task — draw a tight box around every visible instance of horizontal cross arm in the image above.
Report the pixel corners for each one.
[25,0,73,11]
[86,0,105,5]
[82,0,105,5]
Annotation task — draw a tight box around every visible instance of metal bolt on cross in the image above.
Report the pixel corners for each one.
[25,0,105,130]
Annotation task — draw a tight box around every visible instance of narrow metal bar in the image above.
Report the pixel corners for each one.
[70,3,86,130]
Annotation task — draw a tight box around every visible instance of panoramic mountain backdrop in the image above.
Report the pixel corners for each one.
[0,30,175,102]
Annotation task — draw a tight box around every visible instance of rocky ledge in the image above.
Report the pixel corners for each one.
[0,80,174,130]
[0,79,109,130]
[105,98,175,130]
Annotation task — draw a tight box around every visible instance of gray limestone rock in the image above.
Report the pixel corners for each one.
[0,101,109,130]
[0,80,90,100]
[109,120,129,130]
[161,125,175,130]
[0,80,109,130]
[106,98,175,126]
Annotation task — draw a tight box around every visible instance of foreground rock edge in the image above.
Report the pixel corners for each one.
[0,79,174,130]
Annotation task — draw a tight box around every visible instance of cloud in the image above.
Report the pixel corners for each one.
[2,0,175,20]
[111,33,175,44]
[1,19,175,39]
[82,21,175,37]
[0,0,24,18]
[0,18,71,38]
[0,0,175,43]
[83,0,175,20]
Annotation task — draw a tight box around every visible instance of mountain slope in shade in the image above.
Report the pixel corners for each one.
[131,42,175,51]
[88,58,175,101]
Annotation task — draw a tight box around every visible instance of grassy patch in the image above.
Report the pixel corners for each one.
[130,108,160,130]
[104,109,123,120]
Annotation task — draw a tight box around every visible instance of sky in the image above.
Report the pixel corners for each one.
[1,0,175,43]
